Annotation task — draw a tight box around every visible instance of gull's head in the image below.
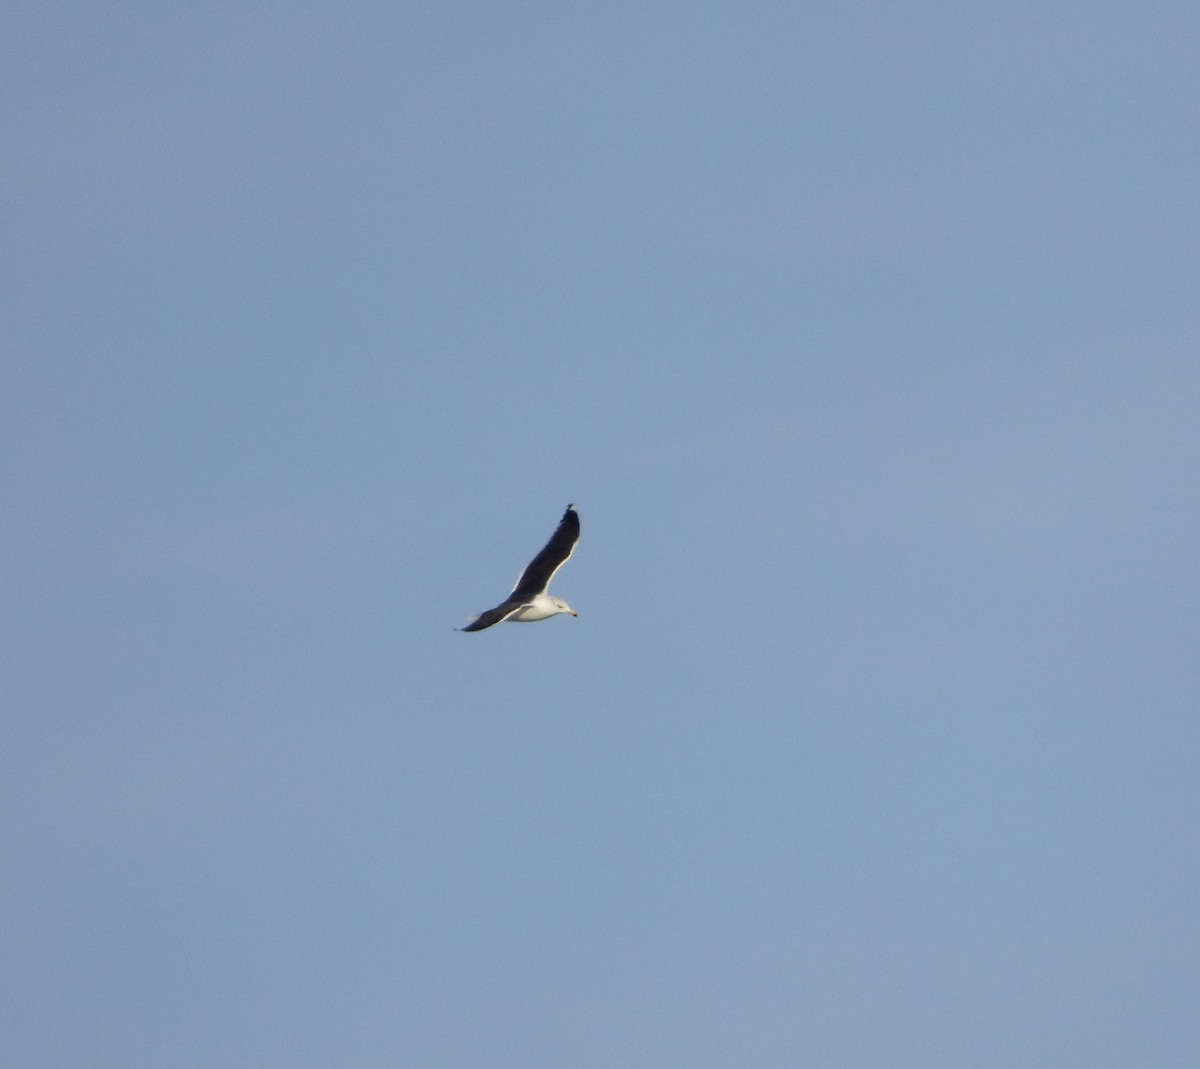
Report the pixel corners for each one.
[552,597,577,618]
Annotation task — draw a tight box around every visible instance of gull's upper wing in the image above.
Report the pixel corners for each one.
[509,504,579,600]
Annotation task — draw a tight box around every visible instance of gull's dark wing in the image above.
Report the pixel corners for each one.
[459,600,526,632]
[510,504,579,600]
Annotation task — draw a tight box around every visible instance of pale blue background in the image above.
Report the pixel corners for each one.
[4,4,1199,1066]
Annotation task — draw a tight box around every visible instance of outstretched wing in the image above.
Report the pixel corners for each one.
[509,504,579,600]
[459,600,526,632]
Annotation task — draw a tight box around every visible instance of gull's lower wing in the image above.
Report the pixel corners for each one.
[459,600,526,632]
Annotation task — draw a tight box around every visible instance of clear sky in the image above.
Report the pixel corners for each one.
[4,4,1199,1066]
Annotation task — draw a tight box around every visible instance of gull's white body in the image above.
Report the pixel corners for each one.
[505,594,576,623]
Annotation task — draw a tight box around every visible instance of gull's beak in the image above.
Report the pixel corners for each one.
[570,610,578,617]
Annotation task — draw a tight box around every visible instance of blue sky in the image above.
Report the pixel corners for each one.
[4,4,1199,1066]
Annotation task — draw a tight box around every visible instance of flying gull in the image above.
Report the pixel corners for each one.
[459,504,580,632]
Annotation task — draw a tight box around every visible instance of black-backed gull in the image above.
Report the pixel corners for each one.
[459,504,580,632]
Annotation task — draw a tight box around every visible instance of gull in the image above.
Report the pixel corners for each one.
[459,504,580,632]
